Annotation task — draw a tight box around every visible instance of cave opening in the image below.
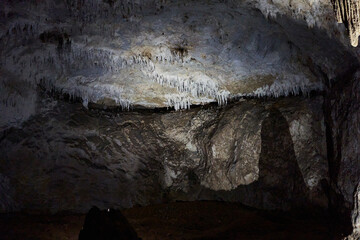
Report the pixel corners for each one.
[1,0,360,239]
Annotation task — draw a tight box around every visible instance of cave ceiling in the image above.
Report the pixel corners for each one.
[0,0,359,122]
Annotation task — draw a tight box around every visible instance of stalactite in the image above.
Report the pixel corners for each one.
[165,94,192,110]
[240,75,323,98]
[334,0,360,47]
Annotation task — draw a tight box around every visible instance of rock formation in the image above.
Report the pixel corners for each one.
[0,96,329,212]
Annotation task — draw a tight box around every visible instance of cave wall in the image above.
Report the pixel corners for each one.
[334,72,360,209]
[324,70,360,234]
[0,95,328,213]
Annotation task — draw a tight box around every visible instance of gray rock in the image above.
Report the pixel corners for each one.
[0,95,328,213]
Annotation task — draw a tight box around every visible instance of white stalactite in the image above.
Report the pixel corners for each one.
[334,0,360,47]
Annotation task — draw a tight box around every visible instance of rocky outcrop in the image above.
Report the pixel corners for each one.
[0,95,328,213]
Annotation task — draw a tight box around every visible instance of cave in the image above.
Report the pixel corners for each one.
[1,0,360,239]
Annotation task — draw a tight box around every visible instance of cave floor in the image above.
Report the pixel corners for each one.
[0,201,346,240]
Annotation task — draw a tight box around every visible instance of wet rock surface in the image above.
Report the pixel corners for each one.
[0,95,328,213]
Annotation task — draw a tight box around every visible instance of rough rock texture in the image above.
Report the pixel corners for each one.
[0,95,328,213]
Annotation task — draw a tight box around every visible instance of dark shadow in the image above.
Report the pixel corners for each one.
[79,206,140,240]
[254,108,307,209]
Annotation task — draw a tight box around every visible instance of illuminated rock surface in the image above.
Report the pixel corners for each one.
[0,96,328,212]
[0,0,356,122]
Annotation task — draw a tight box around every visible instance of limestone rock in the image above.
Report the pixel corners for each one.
[0,0,356,122]
[0,95,328,213]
